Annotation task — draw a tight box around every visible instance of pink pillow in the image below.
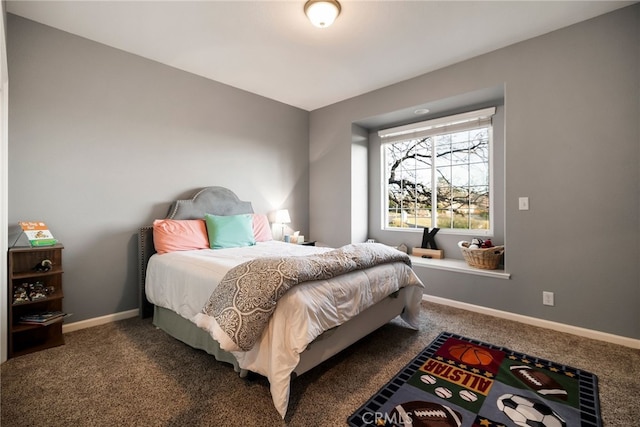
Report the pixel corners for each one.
[252,214,273,242]
[153,219,209,254]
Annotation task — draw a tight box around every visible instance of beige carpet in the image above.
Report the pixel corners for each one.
[2,301,638,426]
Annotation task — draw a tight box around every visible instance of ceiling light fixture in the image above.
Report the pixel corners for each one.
[304,0,341,28]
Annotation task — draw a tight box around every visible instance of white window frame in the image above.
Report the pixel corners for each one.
[379,107,496,236]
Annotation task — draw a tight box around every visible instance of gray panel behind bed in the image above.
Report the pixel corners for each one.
[138,186,254,318]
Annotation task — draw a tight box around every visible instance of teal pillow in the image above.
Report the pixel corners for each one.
[204,213,256,249]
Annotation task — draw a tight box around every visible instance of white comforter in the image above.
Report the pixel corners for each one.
[145,241,424,418]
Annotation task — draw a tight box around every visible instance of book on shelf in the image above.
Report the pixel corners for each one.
[19,311,67,326]
[18,221,58,247]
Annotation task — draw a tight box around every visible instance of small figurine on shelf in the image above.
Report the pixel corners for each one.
[13,284,29,304]
[33,259,53,272]
[28,281,47,300]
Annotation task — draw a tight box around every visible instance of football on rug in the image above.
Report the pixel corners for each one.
[348,332,601,427]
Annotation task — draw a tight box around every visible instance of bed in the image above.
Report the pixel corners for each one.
[138,186,424,418]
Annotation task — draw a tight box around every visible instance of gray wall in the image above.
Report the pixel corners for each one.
[310,6,639,339]
[7,15,310,323]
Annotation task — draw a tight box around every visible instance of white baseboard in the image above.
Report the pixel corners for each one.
[423,294,640,350]
[62,309,138,334]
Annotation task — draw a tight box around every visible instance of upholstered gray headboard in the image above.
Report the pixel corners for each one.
[138,186,254,318]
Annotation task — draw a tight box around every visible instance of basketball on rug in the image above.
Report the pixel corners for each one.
[348,332,601,427]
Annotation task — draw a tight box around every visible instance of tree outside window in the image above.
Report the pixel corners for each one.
[383,125,492,233]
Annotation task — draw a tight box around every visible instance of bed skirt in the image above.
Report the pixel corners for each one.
[153,305,245,375]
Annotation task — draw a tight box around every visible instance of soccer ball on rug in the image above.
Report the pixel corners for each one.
[496,393,566,427]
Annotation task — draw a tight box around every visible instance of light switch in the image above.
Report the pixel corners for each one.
[518,197,529,210]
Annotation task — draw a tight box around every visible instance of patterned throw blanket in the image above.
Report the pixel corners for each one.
[200,243,412,351]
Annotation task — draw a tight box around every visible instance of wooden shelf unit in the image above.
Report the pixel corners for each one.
[8,244,65,358]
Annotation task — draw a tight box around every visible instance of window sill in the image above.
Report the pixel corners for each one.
[409,256,511,279]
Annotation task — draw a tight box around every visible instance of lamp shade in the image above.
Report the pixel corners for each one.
[304,0,341,28]
[275,209,291,224]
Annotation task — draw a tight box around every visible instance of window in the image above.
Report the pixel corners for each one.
[379,108,495,234]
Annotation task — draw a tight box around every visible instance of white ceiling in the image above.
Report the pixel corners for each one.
[6,1,634,111]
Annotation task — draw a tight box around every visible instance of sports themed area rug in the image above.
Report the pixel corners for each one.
[348,332,601,427]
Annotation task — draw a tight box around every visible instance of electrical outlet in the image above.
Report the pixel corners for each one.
[543,291,554,306]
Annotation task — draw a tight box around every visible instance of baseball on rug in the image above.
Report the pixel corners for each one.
[348,332,601,427]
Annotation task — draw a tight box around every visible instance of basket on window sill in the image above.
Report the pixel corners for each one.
[459,242,505,270]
